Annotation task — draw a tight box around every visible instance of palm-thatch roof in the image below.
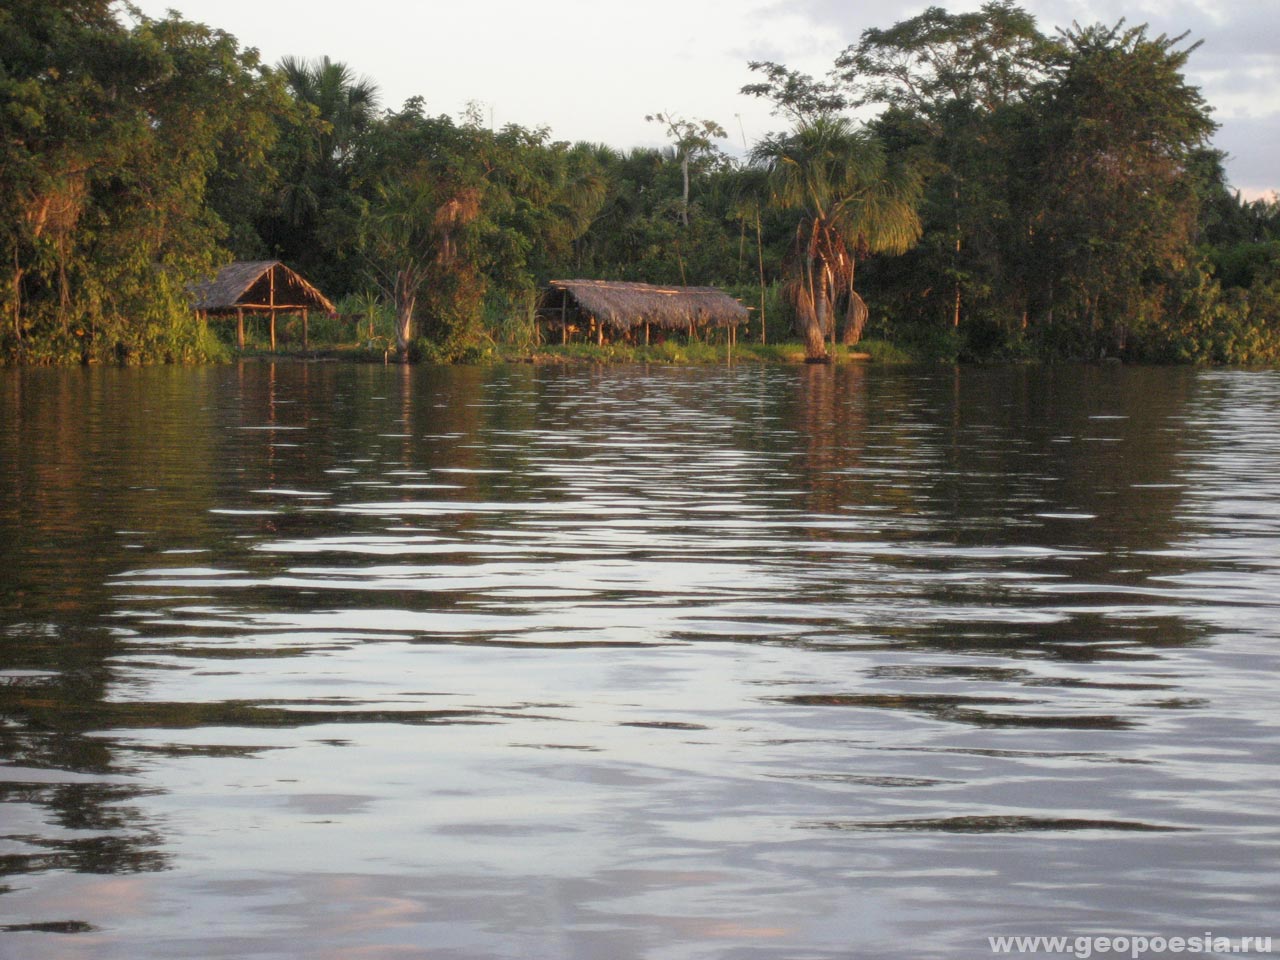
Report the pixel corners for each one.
[541,279,747,331]
[191,260,335,314]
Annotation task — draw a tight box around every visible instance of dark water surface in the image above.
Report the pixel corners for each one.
[2,362,1278,959]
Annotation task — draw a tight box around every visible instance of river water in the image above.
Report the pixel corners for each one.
[1,362,1278,959]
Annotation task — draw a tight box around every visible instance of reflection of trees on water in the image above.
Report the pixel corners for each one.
[0,361,1236,899]
[0,369,228,885]
[781,363,1207,659]
[0,363,552,892]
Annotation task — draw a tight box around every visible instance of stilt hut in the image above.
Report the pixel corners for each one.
[191,261,336,350]
[538,280,748,346]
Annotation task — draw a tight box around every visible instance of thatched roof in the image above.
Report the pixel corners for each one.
[542,279,748,331]
[191,260,336,313]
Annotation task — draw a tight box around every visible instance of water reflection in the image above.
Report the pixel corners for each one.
[2,363,1279,958]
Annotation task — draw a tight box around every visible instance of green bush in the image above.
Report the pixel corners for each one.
[855,339,915,363]
[888,322,963,362]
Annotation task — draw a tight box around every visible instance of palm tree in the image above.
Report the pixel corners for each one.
[272,56,379,237]
[724,164,773,342]
[752,117,922,359]
[264,56,380,287]
[278,56,380,173]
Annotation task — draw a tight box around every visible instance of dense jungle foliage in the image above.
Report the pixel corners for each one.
[4,0,1279,364]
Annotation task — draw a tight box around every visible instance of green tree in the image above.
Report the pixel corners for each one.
[751,117,922,358]
[354,102,608,356]
[256,55,379,295]
[741,61,849,125]
[279,55,380,174]
[1,1,285,362]
[837,2,1058,334]
[1031,21,1217,354]
[354,103,484,357]
[837,1,1056,119]
[644,112,727,228]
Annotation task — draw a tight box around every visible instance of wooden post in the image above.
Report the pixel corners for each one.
[757,211,767,345]
[236,308,244,349]
[597,318,603,346]
[644,322,650,347]
[269,267,277,351]
[302,309,309,349]
[560,293,568,345]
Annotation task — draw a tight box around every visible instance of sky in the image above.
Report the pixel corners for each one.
[128,0,1279,198]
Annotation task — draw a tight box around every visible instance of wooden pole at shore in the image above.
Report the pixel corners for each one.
[269,267,277,351]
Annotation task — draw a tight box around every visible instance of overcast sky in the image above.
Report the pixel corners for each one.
[130,0,1279,197]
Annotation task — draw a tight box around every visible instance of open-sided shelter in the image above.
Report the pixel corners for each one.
[539,280,748,345]
[191,260,336,350]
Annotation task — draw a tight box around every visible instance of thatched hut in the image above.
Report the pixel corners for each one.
[191,260,336,350]
[538,280,748,346]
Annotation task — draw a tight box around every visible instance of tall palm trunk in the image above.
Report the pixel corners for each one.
[393,267,419,361]
[11,249,22,342]
[796,221,828,360]
[797,270,826,360]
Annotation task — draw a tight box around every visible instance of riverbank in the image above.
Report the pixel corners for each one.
[233,339,902,366]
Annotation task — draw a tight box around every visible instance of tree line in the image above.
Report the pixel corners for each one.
[4,0,1279,364]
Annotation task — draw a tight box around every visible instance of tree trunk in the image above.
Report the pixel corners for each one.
[799,247,827,361]
[824,264,836,355]
[12,254,23,342]
[952,183,962,329]
[756,212,766,345]
[680,154,690,228]
[815,280,831,350]
[395,286,415,362]
[802,323,827,360]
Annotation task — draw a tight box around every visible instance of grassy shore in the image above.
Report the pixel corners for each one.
[514,341,901,364]
[250,338,915,365]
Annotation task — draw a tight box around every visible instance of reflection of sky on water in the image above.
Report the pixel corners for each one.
[2,364,1280,958]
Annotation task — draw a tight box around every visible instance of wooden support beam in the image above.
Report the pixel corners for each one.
[235,304,316,311]
[302,308,309,349]
[269,267,276,351]
[236,308,244,349]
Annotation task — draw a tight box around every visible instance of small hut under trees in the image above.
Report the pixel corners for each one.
[191,260,336,350]
[538,280,748,346]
